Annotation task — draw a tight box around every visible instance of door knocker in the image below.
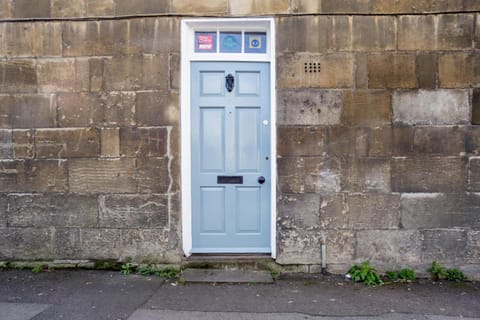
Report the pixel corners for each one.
[225,74,234,92]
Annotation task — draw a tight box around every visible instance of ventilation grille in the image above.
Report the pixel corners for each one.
[304,62,321,73]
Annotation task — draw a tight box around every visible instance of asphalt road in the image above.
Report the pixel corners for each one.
[0,270,479,320]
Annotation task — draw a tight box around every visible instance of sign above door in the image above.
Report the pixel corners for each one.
[195,31,267,54]
[183,18,273,62]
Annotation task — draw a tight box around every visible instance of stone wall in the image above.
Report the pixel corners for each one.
[0,0,479,278]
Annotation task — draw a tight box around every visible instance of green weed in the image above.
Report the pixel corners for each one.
[120,263,135,275]
[348,261,383,286]
[446,268,467,282]
[386,268,416,282]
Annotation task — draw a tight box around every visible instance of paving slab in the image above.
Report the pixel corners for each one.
[0,302,50,320]
[127,310,480,320]
[181,268,274,283]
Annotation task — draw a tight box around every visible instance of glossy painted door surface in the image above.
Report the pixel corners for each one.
[191,62,270,253]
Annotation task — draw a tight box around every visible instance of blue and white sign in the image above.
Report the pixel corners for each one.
[245,32,266,53]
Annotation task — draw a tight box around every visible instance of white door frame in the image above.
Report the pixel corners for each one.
[180,18,277,258]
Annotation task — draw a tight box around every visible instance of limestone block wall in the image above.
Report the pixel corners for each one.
[0,0,479,277]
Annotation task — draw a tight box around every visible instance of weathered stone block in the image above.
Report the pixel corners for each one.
[277,228,355,265]
[23,160,68,192]
[351,16,395,51]
[62,21,99,56]
[371,0,467,13]
[464,126,480,155]
[53,228,81,259]
[120,228,179,262]
[319,194,346,229]
[7,194,98,227]
[58,92,135,127]
[136,91,179,126]
[0,194,6,227]
[0,228,53,260]
[35,128,100,159]
[467,230,480,263]
[342,90,391,126]
[169,53,180,90]
[355,53,368,89]
[101,128,120,157]
[277,89,342,125]
[144,18,180,54]
[439,53,480,88]
[3,22,61,57]
[0,60,36,93]
[422,229,467,263]
[0,0,12,18]
[115,0,170,15]
[472,89,480,125]
[278,194,320,228]
[398,15,474,51]
[51,0,84,17]
[345,158,391,193]
[277,53,355,89]
[327,126,368,157]
[99,91,136,126]
[276,228,321,264]
[367,126,414,157]
[57,93,101,127]
[277,157,304,193]
[0,130,12,159]
[104,19,146,55]
[142,54,169,90]
[104,56,143,91]
[346,194,399,229]
[69,158,136,194]
[391,157,467,193]
[469,157,480,191]
[99,194,168,228]
[392,90,470,125]
[120,127,168,158]
[304,157,343,194]
[13,135,34,161]
[86,0,114,15]
[136,157,170,193]
[13,0,50,18]
[172,0,227,14]
[37,59,89,93]
[356,230,422,267]
[319,0,370,13]
[276,16,332,53]
[413,126,465,156]
[229,0,289,15]
[400,193,480,229]
[476,13,480,49]
[79,228,121,260]
[322,230,355,264]
[0,160,17,191]
[0,160,67,192]
[367,54,416,89]
[89,58,105,92]
[416,53,437,89]
[278,126,327,156]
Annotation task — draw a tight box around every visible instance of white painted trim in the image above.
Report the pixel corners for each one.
[180,18,276,259]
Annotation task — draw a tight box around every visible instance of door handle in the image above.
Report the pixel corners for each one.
[225,74,234,92]
[258,176,266,184]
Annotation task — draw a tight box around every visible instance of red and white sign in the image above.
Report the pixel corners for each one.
[197,34,214,51]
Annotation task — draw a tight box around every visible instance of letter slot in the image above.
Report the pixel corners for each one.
[217,176,243,184]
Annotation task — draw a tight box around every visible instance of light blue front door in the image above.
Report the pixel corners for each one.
[191,62,271,253]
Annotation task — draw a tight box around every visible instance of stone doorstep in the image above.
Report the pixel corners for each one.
[180,268,274,284]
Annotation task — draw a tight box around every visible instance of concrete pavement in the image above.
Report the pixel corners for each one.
[0,269,479,320]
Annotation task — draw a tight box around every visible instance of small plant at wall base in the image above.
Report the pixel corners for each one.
[427,261,467,282]
[386,268,416,282]
[347,261,384,286]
